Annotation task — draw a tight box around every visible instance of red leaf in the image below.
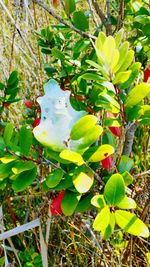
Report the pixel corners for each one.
[101,156,112,171]
[3,103,10,107]
[50,191,65,216]
[109,126,122,138]
[24,100,33,109]
[52,0,59,8]
[144,67,150,82]
[33,118,40,128]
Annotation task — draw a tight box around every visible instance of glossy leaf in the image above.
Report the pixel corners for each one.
[20,125,32,156]
[0,161,16,180]
[12,161,35,174]
[73,11,89,31]
[104,174,125,206]
[93,206,110,231]
[65,0,76,15]
[0,155,18,164]
[12,167,37,192]
[59,150,85,166]
[4,123,14,145]
[125,83,150,109]
[72,165,94,193]
[115,210,149,237]
[91,194,106,209]
[115,29,124,47]
[113,71,131,84]
[101,212,115,240]
[61,190,81,216]
[75,193,92,212]
[77,125,103,150]
[84,145,114,162]
[70,115,97,140]
[117,196,136,209]
[122,171,133,186]
[46,168,64,188]
[118,155,134,173]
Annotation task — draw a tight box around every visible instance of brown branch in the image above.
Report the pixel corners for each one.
[34,0,96,40]
[91,0,112,35]
[116,0,125,31]
[87,0,99,29]
[123,123,138,156]
[5,191,17,227]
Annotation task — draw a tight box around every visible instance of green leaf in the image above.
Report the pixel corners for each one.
[115,210,149,237]
[51,48,65,60]
[52,174,73,191]
[0,154,18,163]
[122,171,133,186]
[70,115,97,140]
[104,174,125,206]
[102,36,116,66]
[113,41,129,73]
[46,149,70,164]
[12,161,35,174]
[91,194,106,209]
[61,190,81,216]
[72,165,94,193]
[64,0,76,15]
[96,32,106,51]
[80,73,104,82]
[93,206,110,231]
[113,71,132,84]
[12,167,37,192]
[116,50,134,73]
[84,144,114,162]
[101,212,115,240]
[115,29,124,47]
[20,125,32,156]
[120,62,141,89]
[0,82,5,90]
[7,71,18,87]
[75,193,92,212]
[118,155,134,173]
[77,125,103,150]
[4,123,14,145]
[46,168,64,188]
[73,11,89,31]
[117,196,136,209]
[0,161,16,180]
[96,92,120,113]
[125,83,150,109]
[103,118,122,127]
[59,150,85,166]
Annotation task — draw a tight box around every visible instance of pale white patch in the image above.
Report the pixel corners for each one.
[33,79,86,152]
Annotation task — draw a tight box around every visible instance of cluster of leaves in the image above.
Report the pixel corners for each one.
[0,71,20,112]
[125,1,150,64]
[0,3,150,258]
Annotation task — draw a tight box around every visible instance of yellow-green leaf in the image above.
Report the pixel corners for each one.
[59,150,85,166]
[84,145,114,162]
[70,115,97,140]
[115,210,149,237]
[125,83,150,108]
[72,165,94,193]
[93,206,110,231]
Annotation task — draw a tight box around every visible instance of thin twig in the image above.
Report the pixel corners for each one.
[116,0,125,31]
[87,0,99,29]
[34,0,96,40]
[0,0,37,63]
[91,0,112,35]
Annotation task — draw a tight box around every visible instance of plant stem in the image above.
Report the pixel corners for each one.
[34,0,96,40]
